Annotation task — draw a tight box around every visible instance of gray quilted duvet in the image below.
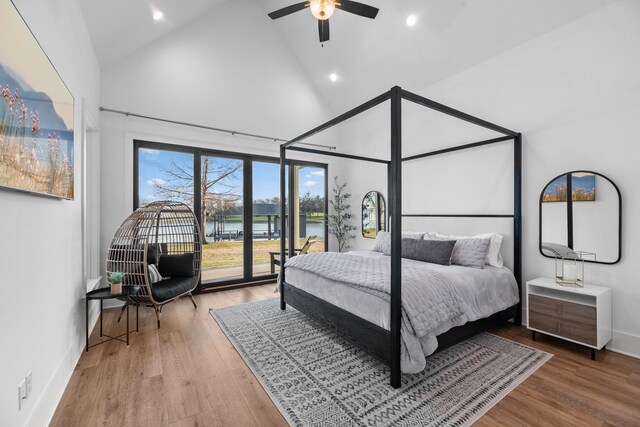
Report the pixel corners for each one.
[283,252,466,337]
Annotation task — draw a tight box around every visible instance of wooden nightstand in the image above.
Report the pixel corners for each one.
[526,277,611,360]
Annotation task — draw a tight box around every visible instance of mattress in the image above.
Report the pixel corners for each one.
[282,250,520,373]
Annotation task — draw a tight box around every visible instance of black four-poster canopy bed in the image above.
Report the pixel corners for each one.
[279,86,522,389]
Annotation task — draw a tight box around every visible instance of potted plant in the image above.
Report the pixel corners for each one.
[109,272,125,294]
[328,176,357,252]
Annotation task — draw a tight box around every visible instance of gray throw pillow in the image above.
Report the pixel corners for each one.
[373,231,425,255]
[401,238,456,265]
[451,238,491,268]
[427,236,491,268]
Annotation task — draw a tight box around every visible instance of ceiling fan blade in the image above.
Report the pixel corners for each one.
[318,19,330,42]
[268,2,309,20]
[337,0,379,19]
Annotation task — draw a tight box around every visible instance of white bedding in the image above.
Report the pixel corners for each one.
[282,250,519,373]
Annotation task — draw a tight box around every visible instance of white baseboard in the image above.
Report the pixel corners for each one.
[609,330,640,359]
[520,307,640,359]
[25,304,100,427]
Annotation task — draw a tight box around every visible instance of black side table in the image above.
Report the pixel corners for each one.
[85,286,140,351]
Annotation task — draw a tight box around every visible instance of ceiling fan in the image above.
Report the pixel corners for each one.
[268,0,379,44]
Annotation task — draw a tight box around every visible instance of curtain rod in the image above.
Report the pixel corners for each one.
[98,107,337,150]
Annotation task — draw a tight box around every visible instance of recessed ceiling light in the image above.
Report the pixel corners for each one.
[406,15,417,27]
[153,10,164,21]
[329,73,338,82]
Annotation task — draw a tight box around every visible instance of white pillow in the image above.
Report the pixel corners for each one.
[434,232,504,268]
[373,231,424,254]
[147,263,163,284]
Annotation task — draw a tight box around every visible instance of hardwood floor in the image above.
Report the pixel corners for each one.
[51,285,640,426]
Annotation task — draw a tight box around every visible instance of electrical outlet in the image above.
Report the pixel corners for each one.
[18,379,26,410]
[26,371,32,398]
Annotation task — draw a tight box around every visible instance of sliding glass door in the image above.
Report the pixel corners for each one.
[135,140,327,289]
[252,162,287,276]
[294,165,326,255]
[200,156,244,283]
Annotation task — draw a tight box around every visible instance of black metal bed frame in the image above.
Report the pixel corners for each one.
[279,86,522,389]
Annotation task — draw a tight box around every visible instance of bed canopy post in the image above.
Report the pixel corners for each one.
[280,145,287,310]
[389,86,403,389]
[514,133,523,325]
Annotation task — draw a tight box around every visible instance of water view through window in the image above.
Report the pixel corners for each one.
[137,143,326,286]
[201,155,244,282]
[253,162,287,276]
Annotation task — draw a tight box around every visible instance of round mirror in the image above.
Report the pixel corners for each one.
[362,191,386,238]
[539,170,621,264]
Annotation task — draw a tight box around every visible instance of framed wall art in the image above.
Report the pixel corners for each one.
[0,0,74,199]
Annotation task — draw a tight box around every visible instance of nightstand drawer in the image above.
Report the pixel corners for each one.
[561,319,597,346]
[529,294,560,317]
[560,300,596,326]
[528,311,560,335]
[529,294,596,326]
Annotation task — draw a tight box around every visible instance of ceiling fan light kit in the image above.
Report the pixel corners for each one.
[310,0,337,20]
[268,0,379,43]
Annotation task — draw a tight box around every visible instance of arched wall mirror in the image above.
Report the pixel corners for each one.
[362,191,386,238]
[539,170,621,264]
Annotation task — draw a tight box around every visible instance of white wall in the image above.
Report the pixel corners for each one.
[0,0,100,426]
[337,0,640,356]
[99,0,335,269]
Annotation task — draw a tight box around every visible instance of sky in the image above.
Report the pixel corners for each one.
[138,148,325,205]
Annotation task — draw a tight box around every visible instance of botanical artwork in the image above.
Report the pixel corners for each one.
[542,173,596,203]
[0,0,74,199]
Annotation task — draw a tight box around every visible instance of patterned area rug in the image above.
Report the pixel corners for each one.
[210,299,551,426]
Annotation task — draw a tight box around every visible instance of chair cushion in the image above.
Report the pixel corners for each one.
[146,245,160,265]
[151,276,199,302]
[159,253,195,277]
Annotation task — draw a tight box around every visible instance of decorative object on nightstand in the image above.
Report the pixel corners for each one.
[541,243,596,287]
[108,272,125,294]
[527,277,611,360]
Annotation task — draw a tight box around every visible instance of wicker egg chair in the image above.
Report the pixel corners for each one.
[106,201,202,328]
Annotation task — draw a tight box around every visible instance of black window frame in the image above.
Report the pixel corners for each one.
[133,139,328,289]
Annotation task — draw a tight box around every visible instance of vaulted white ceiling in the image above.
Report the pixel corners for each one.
[81,0,614,112]
[79,0,227,66]
[259,0,613,112]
